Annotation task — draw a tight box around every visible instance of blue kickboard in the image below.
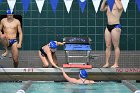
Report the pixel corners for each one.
[64,44,91,50]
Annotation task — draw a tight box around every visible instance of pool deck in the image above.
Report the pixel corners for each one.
[0,51,140,68]
[0,68,140,81]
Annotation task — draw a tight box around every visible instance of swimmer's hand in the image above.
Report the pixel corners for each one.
[56,66,62,70]
[59,68,65,72]
[60,68,63,71]
[17,43,22,48]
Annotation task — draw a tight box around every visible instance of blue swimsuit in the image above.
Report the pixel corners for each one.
[107,24,121,32]
[8,39,17,47]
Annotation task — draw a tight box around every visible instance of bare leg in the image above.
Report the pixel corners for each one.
[11,42,19,68]
[111,28,121,68]
[103,28,112,68]
[0,34,9,57]
[38,51,49,67]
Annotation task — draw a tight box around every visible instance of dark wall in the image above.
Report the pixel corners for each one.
[0,0,139,50]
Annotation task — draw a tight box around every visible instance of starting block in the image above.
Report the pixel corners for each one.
[63,37,92,68]
[63,64,92,69]
[63,37,92,65]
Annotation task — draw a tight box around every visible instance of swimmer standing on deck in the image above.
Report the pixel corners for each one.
[0,10,23,68]
[100,0,123,68]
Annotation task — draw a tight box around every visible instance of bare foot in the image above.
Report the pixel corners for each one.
[1,51,8,57]
[102,63,109,68]
[111,64,119,68]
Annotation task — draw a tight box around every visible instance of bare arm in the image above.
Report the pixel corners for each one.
[0,20,3,35]
[17,20,23,48]
[61,68,78,83]
[46,49,60,68]
[57,42,65,46]
[89,80,96,84]
[100,0,108,11]
[115,0,123,10]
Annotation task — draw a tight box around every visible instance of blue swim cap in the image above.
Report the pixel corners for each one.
[6,10,14,15]
[49,41,57,49]
[79,69,88,78]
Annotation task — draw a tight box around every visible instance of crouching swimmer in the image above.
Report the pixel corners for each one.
[38,40,65,68]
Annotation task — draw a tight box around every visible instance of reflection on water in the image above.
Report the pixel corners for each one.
[0,81,137,93]
[0,82,22,93]
[26,81,132,93]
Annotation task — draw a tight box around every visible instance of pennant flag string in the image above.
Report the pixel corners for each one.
[64,0,73,13]
[121,0,129,12]
[92,0,101,13]
[7,0,16,12]
[21,0,30,13]
[50,0,59,13]
[135,0,140,12]
[35,0,45,13]
[107,0,115,11]
[78,0,86,13]
[0,0,2,6]
[1,0,139,13]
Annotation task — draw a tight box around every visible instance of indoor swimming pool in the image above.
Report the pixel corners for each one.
[0,81,138,93]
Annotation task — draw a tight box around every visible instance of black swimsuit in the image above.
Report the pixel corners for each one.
[40,48,48,57]
[107,24,121,32]
[81,79,90,84]
[82,79,86,83]
[40,47,55,58]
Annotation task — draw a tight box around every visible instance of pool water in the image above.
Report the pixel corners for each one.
[0,81,133,93]
[135,84,140,89]
[26,81,132,93]
[0,82,22,93]
[131,81,140,89]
